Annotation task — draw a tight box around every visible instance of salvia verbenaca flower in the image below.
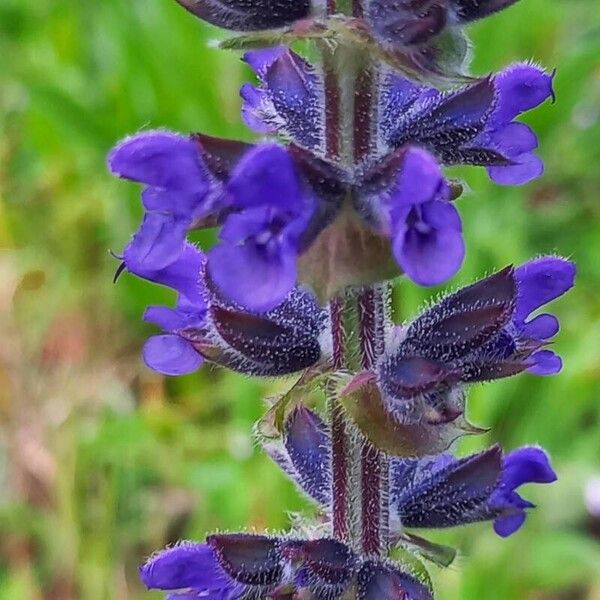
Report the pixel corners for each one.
[379,62,555,185]
[110,47,553,309]
[266,406,557,537]
[140,535,434,599]
[108,0,577,598]
[123,241,329,377]
[244,47,554,185]
[377,256,575,425]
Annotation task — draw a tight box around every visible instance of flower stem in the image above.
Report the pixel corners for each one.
[322,2,390,555]
[358,286,390,556]
[329,296,350,541]
[353,65,375,164]
[351,0,389,556]
[352,0,364,17]
[328,287,391,555]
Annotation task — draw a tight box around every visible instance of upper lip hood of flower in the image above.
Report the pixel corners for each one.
[174,0,313,31]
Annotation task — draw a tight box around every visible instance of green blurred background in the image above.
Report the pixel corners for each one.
[1,0,600,598]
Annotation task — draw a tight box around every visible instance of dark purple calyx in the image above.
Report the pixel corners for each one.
[392,446,502,528]
[182,282,329,377]
[404,265,516,361]
[207,533,283,586]
[366,0,449,48]
[281,538,358,598]
[174,0,312,32]
[357,561,433,600]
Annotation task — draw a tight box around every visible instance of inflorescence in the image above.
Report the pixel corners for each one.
[108,1,576,598]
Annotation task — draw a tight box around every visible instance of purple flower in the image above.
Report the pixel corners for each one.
[264,408,556,538]
[391,445,556,537]
[208,144,317,312]
[141,534,432,600]
[379,63,555,185]
[376,257,575,424]
[489,446,558,537]
[173,0,311,32]
[513,256,576,375]
[140,542,244,600]
[357,147,465,286]
[108,131,251,273]
[108,132,212,273]
[123,242,329,377]
[139,537,276,599]
[109,131,330,312]
[241,47,324,153]
[125,243,208,376]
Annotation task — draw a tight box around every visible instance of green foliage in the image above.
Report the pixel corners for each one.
[1,0,599,598]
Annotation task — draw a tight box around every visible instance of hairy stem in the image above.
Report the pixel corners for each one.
[329,296,350,541]
[353,65,374,164]
[323,57,341,160]
[358,286,390,556]
[329,292,362,547]
[328,287,391,554]
[322,0,391,556]
[351,0,389,556]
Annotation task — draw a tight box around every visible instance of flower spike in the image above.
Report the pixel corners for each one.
[107,1,574,597]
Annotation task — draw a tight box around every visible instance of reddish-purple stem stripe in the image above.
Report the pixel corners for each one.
[330,296,345,370]
[358,287,388,555]
[330,297,349,541]
[324,67,341,160]
[331,400,350,541]
[353,66,374,164]
[360,442,383,555]
[358,287,377,370]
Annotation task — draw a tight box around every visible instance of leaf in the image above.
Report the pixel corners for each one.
[394,532,458,568]
[382,548,434,596]
[255,368,330,439]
